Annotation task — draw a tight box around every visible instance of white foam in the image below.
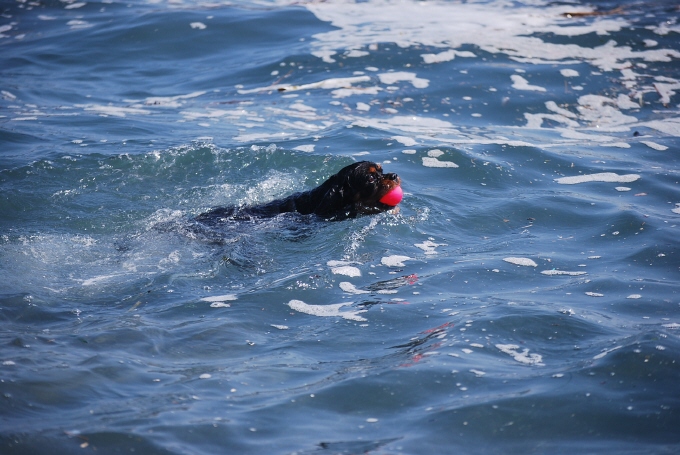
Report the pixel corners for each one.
[190,22,207,30]
[560,69,579,77]
[180,108,233,121]
[352,115,457,135]
[393,136,417,146]
[346,49,369,58]
[287,299,367,322]
[545,101,578,119]
[331,265,361,277]
[66,19,92,30]
[422,49,455,64]
[652,20,680,35]
[312,49,337,63]
[593,345,622,360]
[577,94,638,127]
[503,257,537,267]
[540,270,587,276]
[470,369,486,377]
[640,141,668,151]
[616,94,639,110]
[209,302,231,308]
[79,104,151,117]
[422,157,458,168]
[381,255,411,267]
[81,274,124,286]
[641,118,680,136]
[293,144,315,153]
[332,86,381,98]
[1,90,16,101]
[496,344,544,366]
[304,0,680,74]
[511,75,546,92]
[378,71,429,89]
[201,294,237,302]
[421,49,475,64]
[141,91,206,108]
[328,260,361,277]
[339,282,369,294]
[556,128,615,142]
[555,173,640,185]
[524,113,579,129]
[239,75,371,96]
[415,240,445,255]
[653,79,680,106]
[290,102,316,112]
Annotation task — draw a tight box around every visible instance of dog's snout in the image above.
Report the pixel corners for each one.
[384,172,400,184]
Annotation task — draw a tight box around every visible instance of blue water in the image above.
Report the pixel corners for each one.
[2,0,680,453]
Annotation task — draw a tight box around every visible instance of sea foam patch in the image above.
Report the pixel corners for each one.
[421,49,476,64]
[555,173,641,185]
[511,74,546,92]
[378,71,429,89]
[328,260,361,277]
[201,294,237,308]
[381,255,412,267]
[393,135,417,146]
[503,257,538,267]
[496,344,544,366]
[415,240,446,255]
[541,270,587,276]
[339,282,369,294]
[287,299,367,322]
[422,157,458,168]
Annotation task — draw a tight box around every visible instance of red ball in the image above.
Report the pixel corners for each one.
[379,186,403,206]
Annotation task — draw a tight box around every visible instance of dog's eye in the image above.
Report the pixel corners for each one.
[367,174,376,183]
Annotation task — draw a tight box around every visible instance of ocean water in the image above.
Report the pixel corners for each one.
[1,0,679,453]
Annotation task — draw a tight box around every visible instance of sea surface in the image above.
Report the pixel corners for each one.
[1,0,679,453]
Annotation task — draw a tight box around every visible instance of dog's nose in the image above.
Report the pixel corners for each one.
[384,173,400,185]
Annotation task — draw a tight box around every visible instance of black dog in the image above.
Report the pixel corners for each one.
[195,161,401,223]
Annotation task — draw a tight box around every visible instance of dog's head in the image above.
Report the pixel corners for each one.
[318,161,401,218]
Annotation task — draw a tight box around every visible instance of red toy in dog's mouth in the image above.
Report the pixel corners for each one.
[378,185,403,206]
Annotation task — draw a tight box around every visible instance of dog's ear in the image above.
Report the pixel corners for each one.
[317,178,346,212]
[312,162,370,217]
